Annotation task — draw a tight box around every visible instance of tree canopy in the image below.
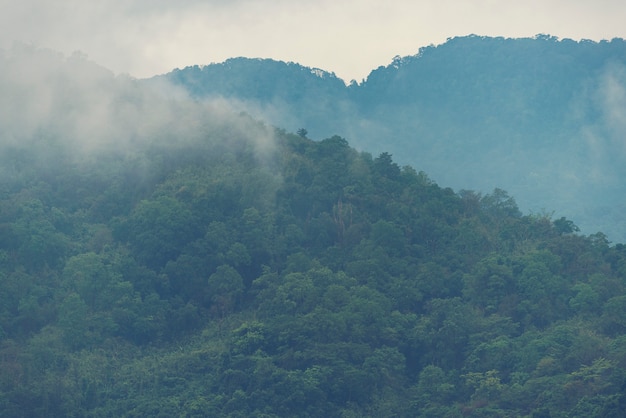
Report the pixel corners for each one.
[0,117,625,416]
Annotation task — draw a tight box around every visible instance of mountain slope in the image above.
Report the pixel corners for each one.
[2,45,626,417]
[157,35,626,242]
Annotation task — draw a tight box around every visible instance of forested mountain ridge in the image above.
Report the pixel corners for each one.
[1,44,626,417]
[156,35,626,243]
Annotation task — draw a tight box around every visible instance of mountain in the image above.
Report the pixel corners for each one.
[163,57,353,138]
[155,35,626,243]
[2,44,626,417]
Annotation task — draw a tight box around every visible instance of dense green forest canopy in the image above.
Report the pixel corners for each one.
[1,44,626,417]
[159,34,626,243]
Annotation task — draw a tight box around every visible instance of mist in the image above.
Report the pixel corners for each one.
[0,44,278,167]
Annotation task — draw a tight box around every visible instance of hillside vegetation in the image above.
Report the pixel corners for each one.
[1,44,626,417]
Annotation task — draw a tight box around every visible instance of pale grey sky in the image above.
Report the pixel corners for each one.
[1,0,625,81]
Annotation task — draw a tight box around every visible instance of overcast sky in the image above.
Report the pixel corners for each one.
[1,0,625,82]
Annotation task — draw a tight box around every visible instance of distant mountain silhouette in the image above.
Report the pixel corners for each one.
[154,35,626,242]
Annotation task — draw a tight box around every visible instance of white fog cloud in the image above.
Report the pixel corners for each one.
[0,44,277,160]
[599,64,626,151]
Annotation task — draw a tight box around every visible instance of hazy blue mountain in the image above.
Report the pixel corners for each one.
[155,35,626,242]
[164,58,353,137]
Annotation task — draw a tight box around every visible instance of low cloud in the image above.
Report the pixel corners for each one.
[0,44,278,162]
[598,63,626,156]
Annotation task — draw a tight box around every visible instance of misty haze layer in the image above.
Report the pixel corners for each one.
[158,35,626,243]
[0,44,277,161]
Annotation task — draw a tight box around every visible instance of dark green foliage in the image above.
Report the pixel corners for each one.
[1,98,626,416]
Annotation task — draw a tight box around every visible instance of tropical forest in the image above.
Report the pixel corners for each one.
[1,38,626,417]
